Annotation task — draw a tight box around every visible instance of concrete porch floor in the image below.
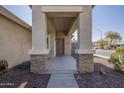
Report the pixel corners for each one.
[47,56,77,74]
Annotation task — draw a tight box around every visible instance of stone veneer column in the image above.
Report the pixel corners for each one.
[31,55,48,74]
[75,6,94,73]
[76,54,93,73]
[29,6,49,74]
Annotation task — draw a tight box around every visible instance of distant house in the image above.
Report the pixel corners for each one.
[111,40,124,49]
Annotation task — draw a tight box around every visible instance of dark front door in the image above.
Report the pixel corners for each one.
[56,38,64,56]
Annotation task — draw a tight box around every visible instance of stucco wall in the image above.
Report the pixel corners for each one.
[47,17,56,58]
[64,36,72,55]
[49,34,56,58]
[0,15,32,68]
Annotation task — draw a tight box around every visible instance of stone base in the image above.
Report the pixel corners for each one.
[76,54,94,73]
[30,54,48,74]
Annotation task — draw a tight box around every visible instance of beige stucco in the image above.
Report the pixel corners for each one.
[29,6,49,54]
[47,17,56,57]
[0,15,32,68]
[48,33,56,58]
[75,6,93,54]
[64,36,72,55]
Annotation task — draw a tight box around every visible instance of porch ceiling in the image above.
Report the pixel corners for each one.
[47,12,78,34]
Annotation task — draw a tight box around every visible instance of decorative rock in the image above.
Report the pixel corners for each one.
[99,67,107,76]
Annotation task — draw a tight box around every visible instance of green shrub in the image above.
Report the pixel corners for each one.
[17,61,31,71]
[0,59,8,79]
[109,48,124,71]
[95,40,108,49]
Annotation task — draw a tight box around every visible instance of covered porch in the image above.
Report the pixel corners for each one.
[29,5,94,74]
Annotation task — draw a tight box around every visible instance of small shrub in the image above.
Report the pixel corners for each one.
[0,59,8,79]
[17,61,31,71]
[109,48,124,71]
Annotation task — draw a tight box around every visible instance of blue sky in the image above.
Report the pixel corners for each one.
[2,5,124,41]
[3,5,32,26]
[93,5,124,41]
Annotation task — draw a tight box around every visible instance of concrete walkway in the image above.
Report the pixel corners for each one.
[48,56,77,74]
[47,56,79,88]
[47,74,79,88]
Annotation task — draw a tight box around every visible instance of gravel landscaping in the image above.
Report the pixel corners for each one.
[0,66,50,88]
[75,57,124,88]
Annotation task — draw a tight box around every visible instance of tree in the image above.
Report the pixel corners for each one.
[105,31,121,46]
[96,40,108,49]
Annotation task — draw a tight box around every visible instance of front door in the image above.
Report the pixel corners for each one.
[56,39,64,56]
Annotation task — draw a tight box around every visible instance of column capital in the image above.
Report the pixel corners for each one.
[28,49,49,55]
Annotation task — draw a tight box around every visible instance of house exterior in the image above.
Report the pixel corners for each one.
[111,40,124,49]
[29,5,94,74]
[0,6,32,68]
[0,5,94,73]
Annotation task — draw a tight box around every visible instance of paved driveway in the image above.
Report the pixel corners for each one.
[94,49,115,58]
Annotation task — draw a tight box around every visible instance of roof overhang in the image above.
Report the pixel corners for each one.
[0,6,32,31]
[29,5,95,10]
